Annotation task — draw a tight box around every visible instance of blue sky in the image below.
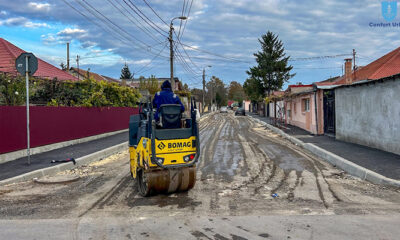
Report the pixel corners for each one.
[1,0,400,89]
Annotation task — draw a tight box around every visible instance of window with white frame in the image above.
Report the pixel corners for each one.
[302,98,310,112]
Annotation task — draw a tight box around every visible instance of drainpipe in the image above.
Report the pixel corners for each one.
[314,90,319,135]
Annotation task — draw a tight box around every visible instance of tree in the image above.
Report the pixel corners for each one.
[190,88,203,102]
[139,75,160,95]
[206,76,227,107]
[183,83,189,92]
[243,77,263,102]
[245,31,294,100]
[60,62,67,71]
[120,63,133,80]
[228,81,246,104]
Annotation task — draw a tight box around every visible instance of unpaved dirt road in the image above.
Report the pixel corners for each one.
[1,112,400,239]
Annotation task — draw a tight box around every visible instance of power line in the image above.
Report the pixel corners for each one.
[135,58,169,76]
[177,0,186,39]
[107,0,163,44]
[69,0,167,59]
[294,66,342,70]
[289,53,352,61]
[81,0,151,48]
[135,43,168,74]
[174,42,202,75]
[173,29,201,71]
[123,0,168,37]
[180,0,193,39]
[180,43,253,63]
[63,0,130,47]
[141,0,169,27]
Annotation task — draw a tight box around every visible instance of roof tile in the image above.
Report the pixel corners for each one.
[0,38,78,81]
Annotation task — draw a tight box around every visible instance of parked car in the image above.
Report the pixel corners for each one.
[235,108,245,116]
[220,106,228,113]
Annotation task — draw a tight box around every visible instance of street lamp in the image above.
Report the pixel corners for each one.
[202,65,212,113]
[169,16,187,91]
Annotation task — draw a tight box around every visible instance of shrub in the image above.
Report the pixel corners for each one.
[0,73,27,105]
[0,73,141,107]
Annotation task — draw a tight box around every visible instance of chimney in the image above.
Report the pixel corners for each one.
[344,58,352,84]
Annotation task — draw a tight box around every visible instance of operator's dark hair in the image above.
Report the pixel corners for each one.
[161,80,172,90]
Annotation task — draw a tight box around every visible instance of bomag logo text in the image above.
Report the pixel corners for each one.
[168,142,191,148]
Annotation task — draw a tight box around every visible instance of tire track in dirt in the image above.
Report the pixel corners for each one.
[78,173,130,217]
[246,117,341,206]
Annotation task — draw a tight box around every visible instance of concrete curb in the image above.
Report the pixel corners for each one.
[248,115,400,188]
[0,142,128,186]
[0,129,128,164]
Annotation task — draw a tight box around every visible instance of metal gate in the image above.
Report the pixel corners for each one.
[323,90,335,135]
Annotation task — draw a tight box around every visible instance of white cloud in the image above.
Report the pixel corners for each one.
[28,2,51,12]
[183,45,199,51]
[0,16,50,28]
[0,17,26,26]
[132,59,151,65]
[57,28,86,35]
[81,41,97,48]
[24,21,50,28]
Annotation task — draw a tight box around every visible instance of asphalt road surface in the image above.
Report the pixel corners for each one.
[1,112,400,239]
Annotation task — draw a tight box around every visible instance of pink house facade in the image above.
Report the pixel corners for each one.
[283,85,324,135]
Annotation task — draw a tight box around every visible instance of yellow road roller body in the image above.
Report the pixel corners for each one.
[128,99,200,196]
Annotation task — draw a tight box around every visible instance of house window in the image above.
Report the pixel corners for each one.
[287,110,291,118]
[302,98,310,112]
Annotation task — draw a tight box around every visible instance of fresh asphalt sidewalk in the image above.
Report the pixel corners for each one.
[0,131,128,182]
[249,113,400,184]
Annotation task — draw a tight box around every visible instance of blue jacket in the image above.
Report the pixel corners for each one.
[152,81,185,121]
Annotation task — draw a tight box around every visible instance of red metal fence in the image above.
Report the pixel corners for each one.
[0,106,138,154]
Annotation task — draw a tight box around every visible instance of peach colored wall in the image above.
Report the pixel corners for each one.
[243,101,251,111]
[285,93,319,134]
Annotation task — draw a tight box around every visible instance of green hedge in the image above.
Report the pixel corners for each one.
[0,73,141,107]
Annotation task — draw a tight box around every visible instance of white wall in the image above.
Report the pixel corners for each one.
[335,78,400,155]
[268,100,285,119]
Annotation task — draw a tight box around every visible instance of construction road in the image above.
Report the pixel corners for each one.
[1,112,400,239]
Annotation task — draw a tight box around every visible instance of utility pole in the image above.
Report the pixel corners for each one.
[169,23,175,92]
[202,68,205,113]
[66,42,70,70]
[76,55,80,81]
[202,66,211,113]
[210,86,213,112]
[353,49,356,80]
[169,16,187,92]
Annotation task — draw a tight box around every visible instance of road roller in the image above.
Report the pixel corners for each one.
[128,97,200,196]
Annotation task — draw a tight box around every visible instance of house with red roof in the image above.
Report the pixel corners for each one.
[69,67,120,83]
[282,84,323,134]
[0,38,77,81]
[274,46,400,153]
[311,46,400,137]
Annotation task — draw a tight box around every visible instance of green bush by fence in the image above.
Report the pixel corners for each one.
[0,73,141,107]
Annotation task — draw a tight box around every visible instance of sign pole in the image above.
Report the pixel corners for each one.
[16,52,37,166]
[25,56,30,165]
